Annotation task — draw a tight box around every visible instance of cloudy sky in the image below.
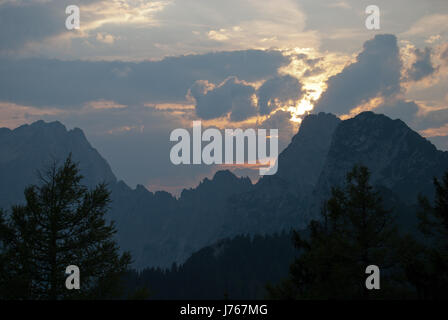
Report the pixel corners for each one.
[1,0,448,194]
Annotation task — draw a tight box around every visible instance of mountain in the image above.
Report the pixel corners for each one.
[0,120,254,268]
[228,112,448,236]
[0,120,116,208]
[108,170,252,267]
[0,111,447,269]
[224,112,341,235]
[313,112,448,208]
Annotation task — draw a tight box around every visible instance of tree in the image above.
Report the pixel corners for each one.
[0,155,131,300]
[268,165,414,299]
[406,172,448,299]
[0,209,11,298]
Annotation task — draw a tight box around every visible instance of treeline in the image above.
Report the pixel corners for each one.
[1,157,447,300]
[123,232,297,300]
[267,165,448,299]
[125,165,448,300]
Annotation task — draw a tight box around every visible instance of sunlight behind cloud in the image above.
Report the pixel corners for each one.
[278,47,353,122]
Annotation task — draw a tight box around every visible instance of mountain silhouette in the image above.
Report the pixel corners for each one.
[0,120,116,208]
[0,112,447,268]
[314,112,448,205]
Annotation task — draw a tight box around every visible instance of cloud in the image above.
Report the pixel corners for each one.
[258,109,299,151]
[85,100,127,110]
[414,108,448,130]
[403,14,448,37]
[0,49,289,108]
[406,47,438,81]
[327,1,351,9]
[189,73,306,122]
[0,48,294,192]
[190,77,257,121]
[257,75,305,115]
[303,67,324,77]
[413,107,448,151]
[294,54,325,77]
[2,0,448,62]
[0,0,317,60]
[374,99,420,125]
[155,0,314,51]
[314,34,402,115]
[0,1,65,51]
[0,101,64,128]
[420,123,448,138]
[0,0,164,56]
[302,56,323,68]
[440,43,448,62]
[96,32,115,44]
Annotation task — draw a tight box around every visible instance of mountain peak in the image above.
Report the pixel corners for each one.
[29,119,66,129]
[11,120,68,136]
[353,110,405,125]
[266,111,341,191]
[212,169,237,181]
[199,169,252,189]
[315,111,448,204]
[0,119,117,207]
[179,169,252,202]
[290,112,340,144]
[340,111,438,154]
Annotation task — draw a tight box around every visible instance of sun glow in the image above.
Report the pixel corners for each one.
[286,80,326,122]
[278,47,353,123]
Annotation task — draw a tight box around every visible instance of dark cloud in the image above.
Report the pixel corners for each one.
[0,2,64,50]
[296,54,324,77]
[304,57,323,67]
[259,109,293,130]
[407,47,438,81]
[0,0,103,52]
[189,74,305,122]
[314,34,402,115]
[257,75,304,115]
[258,109,298,151]
[294,53,323,66]
[441,45,448,61]
[303,67,324,77]
[374,99,420,124]
[190,77,257,121]
[414,108,448,130]
[0,49,289,108]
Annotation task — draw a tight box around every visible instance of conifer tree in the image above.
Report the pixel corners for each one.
[268,165,413,299]
[406,172,448,298]
[0,155,131,300]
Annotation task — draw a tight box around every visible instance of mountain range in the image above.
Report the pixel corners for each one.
[0,111,447,268]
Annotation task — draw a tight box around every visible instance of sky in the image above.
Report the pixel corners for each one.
[1,0,448,195]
